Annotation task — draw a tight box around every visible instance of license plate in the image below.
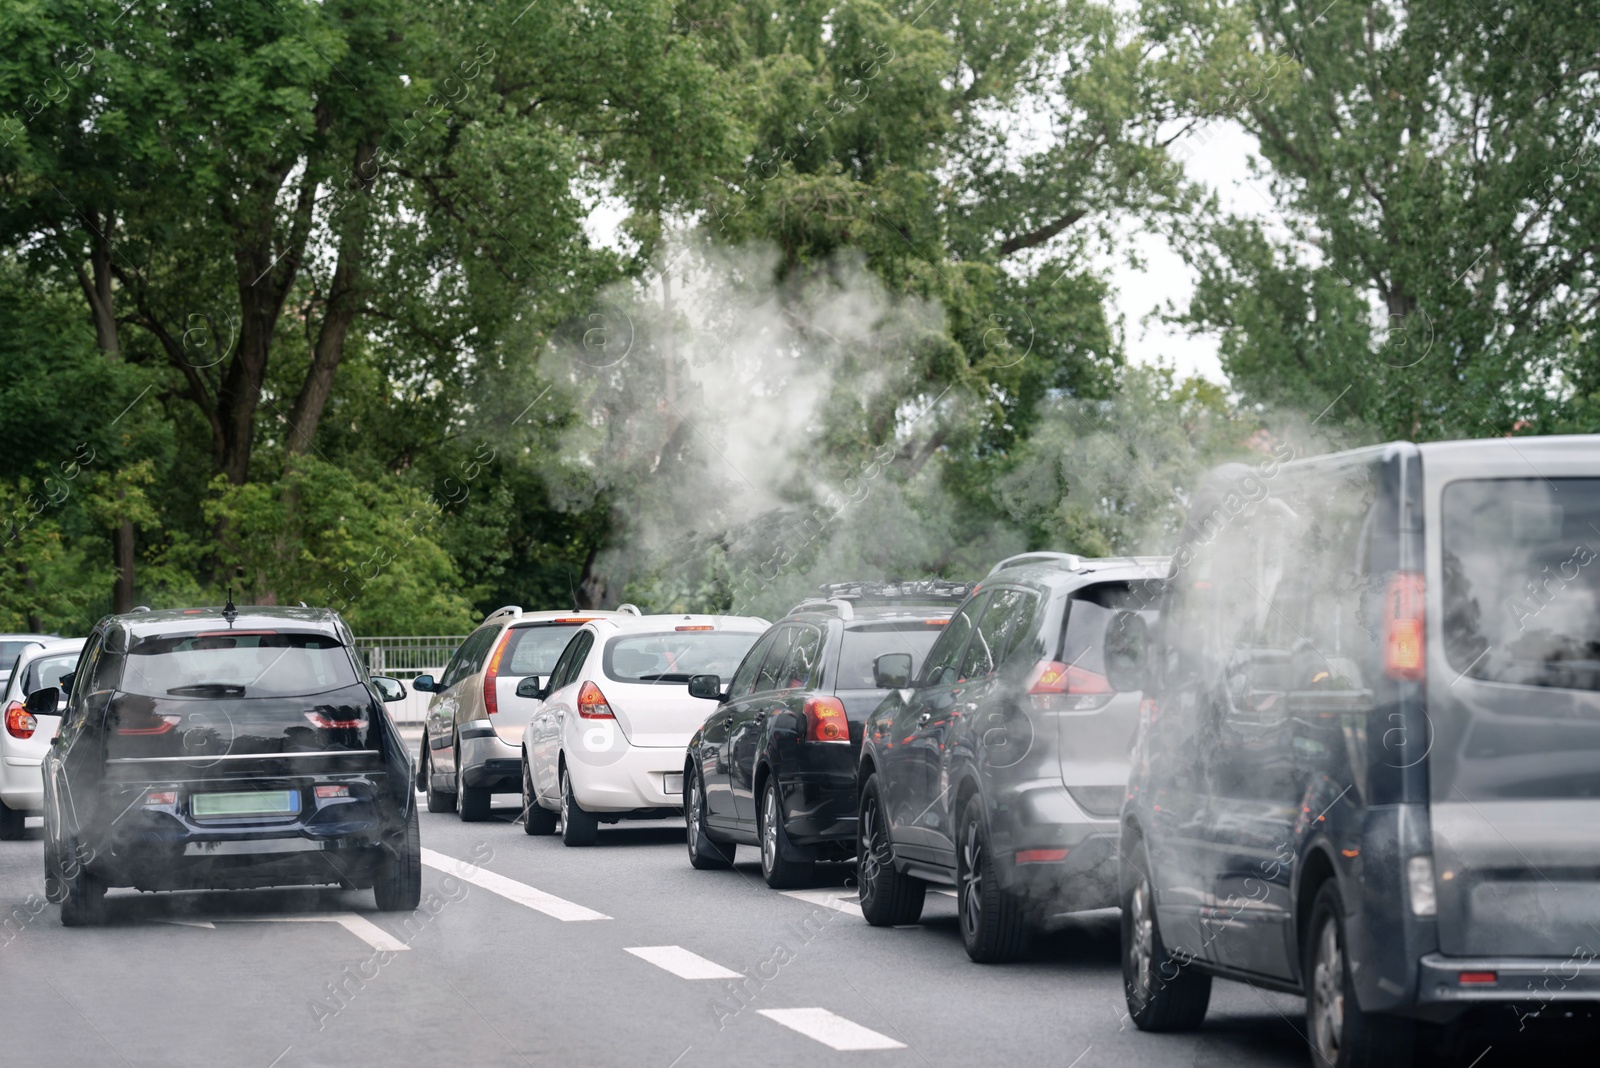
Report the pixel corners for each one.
[191,790,300,818]
[662,773,683,797]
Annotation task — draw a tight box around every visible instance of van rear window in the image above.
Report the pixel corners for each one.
[1443,478,1600,691]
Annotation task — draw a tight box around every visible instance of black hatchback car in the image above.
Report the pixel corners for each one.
[682,581,971,888]
[855,555,1166,961]
[32,604,420,926]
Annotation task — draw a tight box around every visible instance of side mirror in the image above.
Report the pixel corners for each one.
[1103,611,1152,693]
[24,687,61,716]
[369,676,406,703]
[873,653,914,689]
[687,674,725,701]
[515,676,545,700]
[411,674,438,693]
[57,671,75,695]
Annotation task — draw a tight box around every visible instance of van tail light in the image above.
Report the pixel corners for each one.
[1026,660,1114,711]
[484,629,514,715]
[304,712,367,729]
[803,696,850,743]
[1383,573,1426,681]
[4,702,35,740]
[577,681,614,719]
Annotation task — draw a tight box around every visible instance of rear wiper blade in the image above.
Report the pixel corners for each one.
[166,683,246,697]
[634,673,692,683]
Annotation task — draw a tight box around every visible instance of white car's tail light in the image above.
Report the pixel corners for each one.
[4,701,35,740]
[577,681,615,719]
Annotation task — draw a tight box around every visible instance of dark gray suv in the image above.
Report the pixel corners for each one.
[855,554,1165,962]
[1120,436,1600,1067]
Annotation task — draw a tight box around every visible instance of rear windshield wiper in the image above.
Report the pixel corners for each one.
[633,673,692,683]
[166,683,246,697]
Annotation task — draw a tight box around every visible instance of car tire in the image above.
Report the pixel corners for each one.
[857,773,925,926]
[58,839,107,927]
[559,765,598,847]
[1122,834,1211,1032]
[759,778,813,890]
[685,767,735,870]
[957,797,1029,963]
[1305,881,1415,1068]
[374,806,422,912]
[0,799,25,841]
[423,747,455,814]
[454,735,491,822]
[522,755,557,836]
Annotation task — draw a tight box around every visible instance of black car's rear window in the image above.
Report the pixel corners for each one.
[1443,478,1600,692]
[834,623,946,690]
[122,631,358,699]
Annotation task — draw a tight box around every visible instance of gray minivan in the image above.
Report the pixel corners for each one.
[1118,436,1600,1066]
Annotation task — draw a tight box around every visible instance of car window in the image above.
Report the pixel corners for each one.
[835,623,945,690]
[775,624,824,690]
[120,632,358,699]
[958,588,1039,680]
[605,632,760,684]
[551,631,595,692]
[23,650,81,697]
[63,633,104,726]
[443,628,493,689]
[727,630,778,700]
[1062,584,1161,690]
[920,595,986,686]
[504,624,583,676]
[754,626,799,692]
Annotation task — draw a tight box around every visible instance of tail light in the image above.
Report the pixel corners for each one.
[315,784,351,799]
[1026,660,1114,711]
[1015,848,1069,863]
[144,791,176,806]
[4,702,35,740]
[675,625,714,631]
[484,629,514,715]
[803,696,849,743]
[1383,573,1426,681]
[577,681,614,719]
[117,713,183,735]
[305,712,367,729]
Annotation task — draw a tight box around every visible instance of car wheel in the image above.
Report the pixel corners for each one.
[559,765,598,847]
[957,797,1029,963]
[423,747,455,814]
[685,766,735,870]
[759,778,813,890]
[58,838,107,927]
[374,806,422,912]
[1122,834,1211,1031]
[455,735,491,822]
[856,773,924,926]
[0,799,25,841]
[522,754,557,836]
[1306,881,1415,1067]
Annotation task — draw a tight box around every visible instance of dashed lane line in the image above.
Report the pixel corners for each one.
[757,1008,907,1051]
[419,847,610,921]
[218,912,410,952]
[778,888,863,919]
[625,946,743,980]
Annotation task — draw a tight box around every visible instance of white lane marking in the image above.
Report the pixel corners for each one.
[626,945,742,980]
[420,847,610,921]
[757,1008,906,1051]
[219,913,409,951]
[779,888,863,919]
[153,918,216,929]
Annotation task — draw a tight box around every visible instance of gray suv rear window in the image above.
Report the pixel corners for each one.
[1443,477,1600,691]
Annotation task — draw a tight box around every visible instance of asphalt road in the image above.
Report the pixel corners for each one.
[0,793,1587,1067]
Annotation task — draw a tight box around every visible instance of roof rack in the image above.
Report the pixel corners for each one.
[986,552,1082,576]
[483,605,524,624]
[817,580,975,602]
[789,597,858,621]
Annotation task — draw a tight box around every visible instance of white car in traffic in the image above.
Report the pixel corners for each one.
[0,638,84,838]
[520,615,766,845]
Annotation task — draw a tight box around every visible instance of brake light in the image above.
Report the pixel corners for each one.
[117,714,182,735]
[484,629,514,715]
[304,712,367,729]
[145,791,176,806]
[315,784,351,799]
[1016,848,1068,863]
[195,630,278,637]
[1383,573,1426,681]
[577,681,614,719]
[4,702,35,740]
[1026,660,1114,711]
[1458,971,1497,985]
[923,619,947,625]
[675,625,714,631]
[552,617,595,624]
[804,696,849,743]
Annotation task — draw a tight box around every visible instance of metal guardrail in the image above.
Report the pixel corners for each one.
[355,636,465,727]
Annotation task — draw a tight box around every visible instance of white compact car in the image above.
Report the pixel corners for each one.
[0,638,84,838]
[520,614,766,845]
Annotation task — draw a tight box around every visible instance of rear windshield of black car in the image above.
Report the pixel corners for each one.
[1443,478,1600,692]
[834,623,945,690]
[106,632,371,760]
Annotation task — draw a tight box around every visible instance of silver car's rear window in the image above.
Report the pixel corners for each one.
[1443,477,1600,691]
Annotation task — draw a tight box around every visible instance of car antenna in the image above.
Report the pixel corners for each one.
[569,570,579,613]
[222,585,238,627]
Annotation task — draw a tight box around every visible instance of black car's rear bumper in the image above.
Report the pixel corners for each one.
[777,769,858,845]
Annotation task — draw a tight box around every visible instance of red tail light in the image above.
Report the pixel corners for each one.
[315,784,351,799]
[803,696,849,743]
[144,791,176,806]
[117,714,182,735]
[1015,848,1068,864]
[675,625,715,631]
[577,681,614,719]
[484,629,514,715]
[1026,660,1114,711]
[1383,573,1426,681]
[1458,971,1497,985]
[304,712,367,729]
[4,702,35,740]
